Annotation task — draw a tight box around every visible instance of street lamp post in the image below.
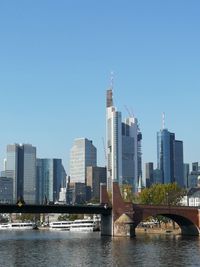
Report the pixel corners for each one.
[166,192,169,206]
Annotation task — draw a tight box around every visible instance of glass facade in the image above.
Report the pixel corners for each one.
[70,138,97,184]
[0,177,13,203]
[157,129,174,183]
[6,144,18,201]
[86,166,106,200]
[37,159,66,204]
[23,144,36,203]
[174,140,184,187]
[5,144,36,203]
[157,129,184,187]
[145,162,154,187]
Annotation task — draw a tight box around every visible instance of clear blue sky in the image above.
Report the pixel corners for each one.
[0,1,200,173]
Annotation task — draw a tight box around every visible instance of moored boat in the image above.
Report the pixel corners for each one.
[0,222,37,230]
[49,221,72,230]
[70,216,101,232]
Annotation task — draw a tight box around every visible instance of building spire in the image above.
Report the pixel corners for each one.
[110,71,114,90]
[162,112,165,130]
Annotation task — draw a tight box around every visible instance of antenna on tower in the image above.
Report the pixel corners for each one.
[110,71,114,90]
[162,112,165,129]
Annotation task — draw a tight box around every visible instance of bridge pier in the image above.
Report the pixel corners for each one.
[113,213,135,237]
[101,214,112,236]
[100,182,135,237]
[100,183,112,236]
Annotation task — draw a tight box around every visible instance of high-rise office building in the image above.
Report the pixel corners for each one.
[145,162,154,187]
[36,158,66,204]
[86,166,107,201]
[106,87,142,192]
[157,128,184,187]
[174,140,184,187]
[5,144,36,203]
[0,177,13,203]
[183,163,190,188]
[157,129,175,184]
[69,138,97,184]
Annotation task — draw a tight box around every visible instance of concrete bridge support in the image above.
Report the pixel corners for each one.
[100,183,112,236]
[101,214,112,236]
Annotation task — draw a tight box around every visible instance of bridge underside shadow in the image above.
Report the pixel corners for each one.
[156,214,200,236]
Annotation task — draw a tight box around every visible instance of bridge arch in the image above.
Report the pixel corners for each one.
[139,212,200,236]
[132,204,200,236]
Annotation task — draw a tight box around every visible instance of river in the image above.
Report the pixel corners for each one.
[0,230,199,267]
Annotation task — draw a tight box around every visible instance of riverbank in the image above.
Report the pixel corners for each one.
[136,227,181,235]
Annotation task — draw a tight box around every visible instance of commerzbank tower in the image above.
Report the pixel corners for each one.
[106,82,142,193]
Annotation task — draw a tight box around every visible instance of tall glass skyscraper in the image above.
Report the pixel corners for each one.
[157,129,175,184]
[157,128,184,187]
[36,158,66,204]
[106,87,142,192]
[5,144,36,203]
[69,138,97,184]
[145,162,154,187]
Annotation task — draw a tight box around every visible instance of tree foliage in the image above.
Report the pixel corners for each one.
[58,214,84,221]
[15,213,40,222]
[139,183,186,206]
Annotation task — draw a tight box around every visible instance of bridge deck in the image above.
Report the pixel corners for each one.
[0,204,112,214]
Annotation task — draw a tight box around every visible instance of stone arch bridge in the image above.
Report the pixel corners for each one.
[100,182,200,237]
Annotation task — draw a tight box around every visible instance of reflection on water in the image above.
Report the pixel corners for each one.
[0,231,199,267]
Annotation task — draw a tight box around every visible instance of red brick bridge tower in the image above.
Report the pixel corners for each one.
[100,182,200,237]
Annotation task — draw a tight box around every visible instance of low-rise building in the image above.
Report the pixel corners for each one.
[181,187,200,206]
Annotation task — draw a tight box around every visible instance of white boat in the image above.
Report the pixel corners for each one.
[49,221,72,231]
[70,217,100,232]
[0,222,37,230]
[0,223,10,229]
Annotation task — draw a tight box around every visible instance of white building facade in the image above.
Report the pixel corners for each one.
[106,88,142,192]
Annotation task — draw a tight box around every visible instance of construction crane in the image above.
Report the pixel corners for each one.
[124,105,134,118]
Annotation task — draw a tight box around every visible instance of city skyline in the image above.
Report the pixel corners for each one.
[1,1,200,173]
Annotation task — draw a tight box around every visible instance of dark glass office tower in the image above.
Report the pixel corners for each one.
[157,129,184,187]
[6,144,36,203]
[36,158,66,204]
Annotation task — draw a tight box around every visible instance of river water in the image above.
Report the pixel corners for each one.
[0,230,199,267]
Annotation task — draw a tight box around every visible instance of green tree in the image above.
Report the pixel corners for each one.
[16,213,40,222]
[58,214,84,221]
[139,183,186,206]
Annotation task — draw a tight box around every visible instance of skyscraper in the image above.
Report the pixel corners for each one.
[145,162,154,187]
[5,144,36,203]
[157,128,184,187]
[106,89,122,190]
[174,140,184,187]
[106,87,142,192]
[157,129,175,184]
[69,138,97,184]
[36,158,66,204]
[86,166,107,201]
